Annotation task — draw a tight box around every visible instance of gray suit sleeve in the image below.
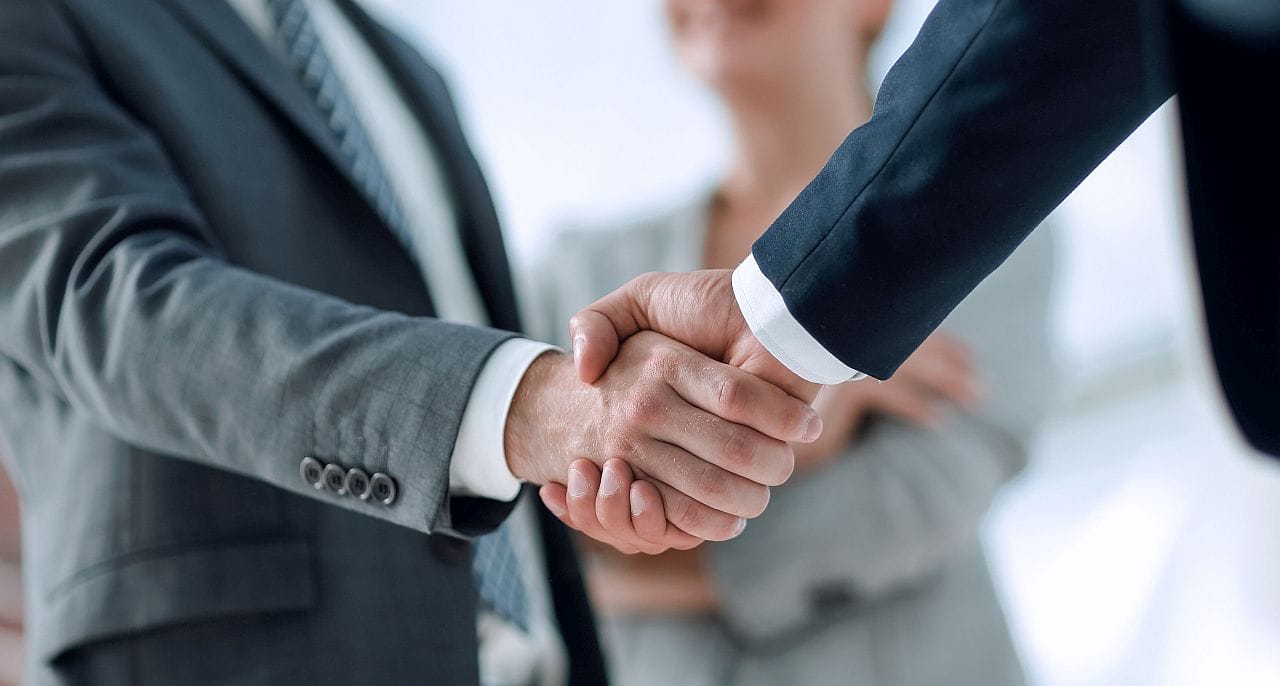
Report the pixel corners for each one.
[709,227,1058,642]
[0,1,513,536]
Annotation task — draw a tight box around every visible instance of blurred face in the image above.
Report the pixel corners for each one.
[665,0,891,97]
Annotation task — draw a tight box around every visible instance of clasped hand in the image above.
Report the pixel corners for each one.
[505,269,822,553]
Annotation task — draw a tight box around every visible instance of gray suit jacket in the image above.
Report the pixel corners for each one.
[0,1,604,683]
[526,195,1056,686]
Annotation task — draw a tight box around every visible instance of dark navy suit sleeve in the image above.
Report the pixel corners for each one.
[752,0,1173,379]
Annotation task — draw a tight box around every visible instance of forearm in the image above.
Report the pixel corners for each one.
[4,220,514,533]
[747,0,1172,379]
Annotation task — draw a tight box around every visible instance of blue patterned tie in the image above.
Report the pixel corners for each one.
[265,0,529,633]
[266,0,412,250]
[470,525,530,632]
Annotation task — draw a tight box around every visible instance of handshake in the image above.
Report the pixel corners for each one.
[505,269,823,554]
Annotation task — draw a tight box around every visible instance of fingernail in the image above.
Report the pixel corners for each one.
[572,337,585,364]
[568,468,588,498]
[630,488,646,516]
[541,491,566,517]
[600,464,622,496]
[732,518,747,538]
[801,413,824,443]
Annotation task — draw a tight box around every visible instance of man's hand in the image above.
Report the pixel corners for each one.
[535,330,983,552]
[539,458,688,555]
[541,461,717,607]
[505,332,821,542]
[548,269,821,551]
[567,270,821,404]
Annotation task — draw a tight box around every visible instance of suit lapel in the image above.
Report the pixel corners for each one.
[157,0,522,332]
[156,0,387,233]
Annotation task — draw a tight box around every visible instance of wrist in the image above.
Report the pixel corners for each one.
[503,350,583,484]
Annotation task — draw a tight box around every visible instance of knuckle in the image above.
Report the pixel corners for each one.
[720,427,759,471]
[672,494,738,541]
[694,465,729,501]
[645,345,682,380]
[620,391,664,425]
[602,435,638,464]
[782,402,810,436]
[668,497,706,534]
[701,471,768,520]
[717,376,745,416]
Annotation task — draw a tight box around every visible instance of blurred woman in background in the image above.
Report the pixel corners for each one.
[527,0,1057,683]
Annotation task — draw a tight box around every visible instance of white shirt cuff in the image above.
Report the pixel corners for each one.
[731,254,866,385]
[449,338,557,501]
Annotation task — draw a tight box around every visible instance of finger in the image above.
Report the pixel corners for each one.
[539,483,572,525]
[629,478,702,551]
[642,474,748,542]
[664,344,820,445]
[568,309,621,384]
[569,275,658,383]
[566,460,640,553]
[628,437,771,519]
[545,477,671,555]
[733,345,823,404]
[651,400,794,487]
[596,460,665,555]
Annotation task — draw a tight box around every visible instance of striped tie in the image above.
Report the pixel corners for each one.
[266,0,529,633]
[266,0,412,251]
[470,525,530,633]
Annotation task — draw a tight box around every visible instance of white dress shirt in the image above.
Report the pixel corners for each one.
[732,255,866,385]
[225,1,565,683]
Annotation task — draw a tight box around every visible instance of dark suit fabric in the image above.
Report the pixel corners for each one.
[752,0,1277,455]
[1169,1,1280,455]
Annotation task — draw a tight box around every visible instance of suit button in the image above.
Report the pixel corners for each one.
[429,535,470,565]
[300,457,324,489]
[344,468,371,500]
[369,472,397,505]
[322,463,347,494]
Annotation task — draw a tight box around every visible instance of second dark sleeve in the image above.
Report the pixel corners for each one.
[753,0,1173,379]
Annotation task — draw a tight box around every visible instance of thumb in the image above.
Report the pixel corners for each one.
[567,309,621,384]
[568,275,657,383]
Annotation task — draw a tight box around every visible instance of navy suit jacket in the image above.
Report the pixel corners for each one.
[754,0,1279,456]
